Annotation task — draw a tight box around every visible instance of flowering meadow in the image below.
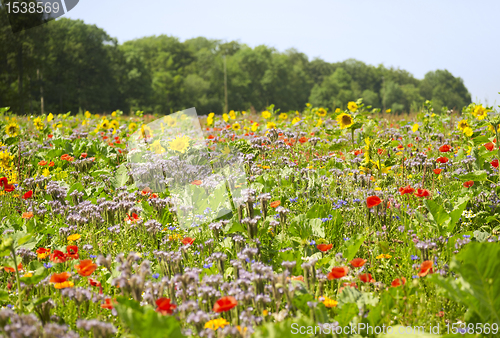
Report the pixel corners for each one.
[1,100,500,338]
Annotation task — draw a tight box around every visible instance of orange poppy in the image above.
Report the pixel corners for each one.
[391,277,406,287]
[213,296,238,313]
[50,250,67,263]
[327,266,348,280]
[414,189,430,198]
[50,272,70,284]
[366,196,381,208]
[270,200,281,208]
[399,185,415,195]
[191,180,202,185]
[156,298,177,315]
[66,245,79,260]
[463,181,474,188]
[358,273,374,283]
[291,275,304,282]
[491,159,499,168]
[22,212,34,219]
[181,237,195,246]
[101,298,115,309]
[433,168,442,174]
[418,260,433,277]
[484,142,495,151]
[436,157,448,164]
[439,145,451,152]
[38,160,47,166]
[75,259,97,276]
[317,244,333,252]
[350,258,367,267]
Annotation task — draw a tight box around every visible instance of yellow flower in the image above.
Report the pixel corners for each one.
[204,318,229,331]
[386,109,391,113]
[316,119,323,127]
[111,111,117,117]
[279,113,288,120]
[0,150,14,167]
[5,122,20,137]
[473,104,489,120]
[54,281,74,289]
[267,122,276,129]
[463,127,473,137]
[347,101,358,112]
[222,113,229,122]
[376,254,392,259]
[47,113,54,122]
[140,125,153,139]
[251,122,259,132]
[37,252,49,259]
[55,123,62,129]
[488,124,500,133]
[110,120,119,129]
[241,110,247,115]
[100,119,110,130]
[322,296,338,308]
[412,123,419,132]
[163,115,177,127]
[150,140,166,154]
[67,234,81,241]
[237,326,248,335]
[306,103,311,108]
[335,108,341,113]
[291,117,301,125]
[23,272,33,278]
[231,122,241,131]
[129,122,138,132]
[336,113,354,129]
[457,120,469,131]
[262,165,270,169]
[229,110,236,120]
[262,111,271,119]
[84,111,91,119]
[316,108,327,117]
[207,113,215,126]
[42,168,50,177]
[169,135,191,153]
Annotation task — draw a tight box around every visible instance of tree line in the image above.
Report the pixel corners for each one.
[0,14,472,116]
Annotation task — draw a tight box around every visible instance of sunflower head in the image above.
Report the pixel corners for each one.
[316,108,327,117]
[5,122,20,137]
[347,102,358,112]
[457,120,469,131]
[169,135,191,153]
[336,113,354,129]
[231,122,241,131]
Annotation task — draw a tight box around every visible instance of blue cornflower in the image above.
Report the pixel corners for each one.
[412,275,419,279]
[410,255,419,261]
[168,226,176,231]
[343,237,350,241]
[203,263,213,269]
[463,235,470,238]
[194,251,200,255]
[152,273,160,279]
[309,240,316,246]
[43,263,53,269]
[6,304,12,309]
[90,255,97,259]
[289,197,298,203]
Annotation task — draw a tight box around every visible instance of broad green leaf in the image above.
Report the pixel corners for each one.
[335,302,358,327]
[112,164,130,188]
[309,219,325,238]
[337,287,378,309]
[425,200,450,234]
[459,170,487,182]
[429,242,500,324]
[0,289,9,302]
[342,234,365,261]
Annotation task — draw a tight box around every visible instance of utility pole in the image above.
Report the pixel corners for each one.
[223,54,228,115]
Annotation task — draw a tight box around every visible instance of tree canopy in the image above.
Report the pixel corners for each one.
[0,15,471,115]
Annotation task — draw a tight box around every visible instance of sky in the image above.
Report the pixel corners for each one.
[65,0,500,105]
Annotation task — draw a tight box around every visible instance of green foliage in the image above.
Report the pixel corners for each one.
[429,242,500,324]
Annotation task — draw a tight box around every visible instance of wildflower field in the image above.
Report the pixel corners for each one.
[1,100,500,338]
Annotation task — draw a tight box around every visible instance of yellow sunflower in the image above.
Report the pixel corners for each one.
[473,104,489,120]
[163,115,177,127]
[129,122,138,132]
[463,127,473,137]
[347,101,358,112]
[262,111,271,119]
[336,113,354,129]
[316,108,327,117]
[169,135,190,153]
[150,139,166,154]
[232,122,241,131]
[5,122,20,137]
[207,113,215,126]
[457,120,469,131]
[291,117,301,125]
[279,113,288,120]
[229,110,236,120]
[266,121,276,129]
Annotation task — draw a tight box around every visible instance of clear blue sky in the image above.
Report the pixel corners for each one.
[65,0,500,105]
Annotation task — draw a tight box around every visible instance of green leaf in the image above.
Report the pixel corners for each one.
[425,200,450,234]
[341,234,365,261]
[20,267,49,285]
[337,287,378,309]
[253,317,315,338]
[115,297,183,338]
[459,170,487,181]
[0,289,9,302]
[112,164,130,189]
[429,242,500,324]
[335,302,358,327]
[309,219,325,238]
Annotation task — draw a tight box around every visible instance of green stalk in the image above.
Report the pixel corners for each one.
[11,250,23,312]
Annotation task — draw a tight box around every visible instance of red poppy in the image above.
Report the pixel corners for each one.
[213,296,238,313]
[491,159,499,168]
[270,200,281,208]
[391,277,406,287]
[0,177,14,192]
[354,149,363,156]
[463,181,474,188]
[317,244,333,252]
[377,148,384,155]
[433,168,442,174]
[484,142,495,151]
[418,260,433,277]
[156,298,177,315]
[50,250,67,263]
[89,278,101,287]
[22,190,33,199]
[436,157,449,164]
[407,143,413,148]
[358,273,374,283]
[75,259,97,276]
[366,196,381,208]
[50,272,70,283]
[38,160,47,166]
[66,245,79,260]
[414,189,430,198]
[101,298,115,309]
[36,247,50,255]
[80,153,88,158]
[48,134,53,139]
[439,145,451,152]
[298,137,308,144]
[350,258,367,267]
[327,266,349,280]
[399,185,415,195]
[48,161,54,167]
[181,237,195,246]
[3,263,23,273]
